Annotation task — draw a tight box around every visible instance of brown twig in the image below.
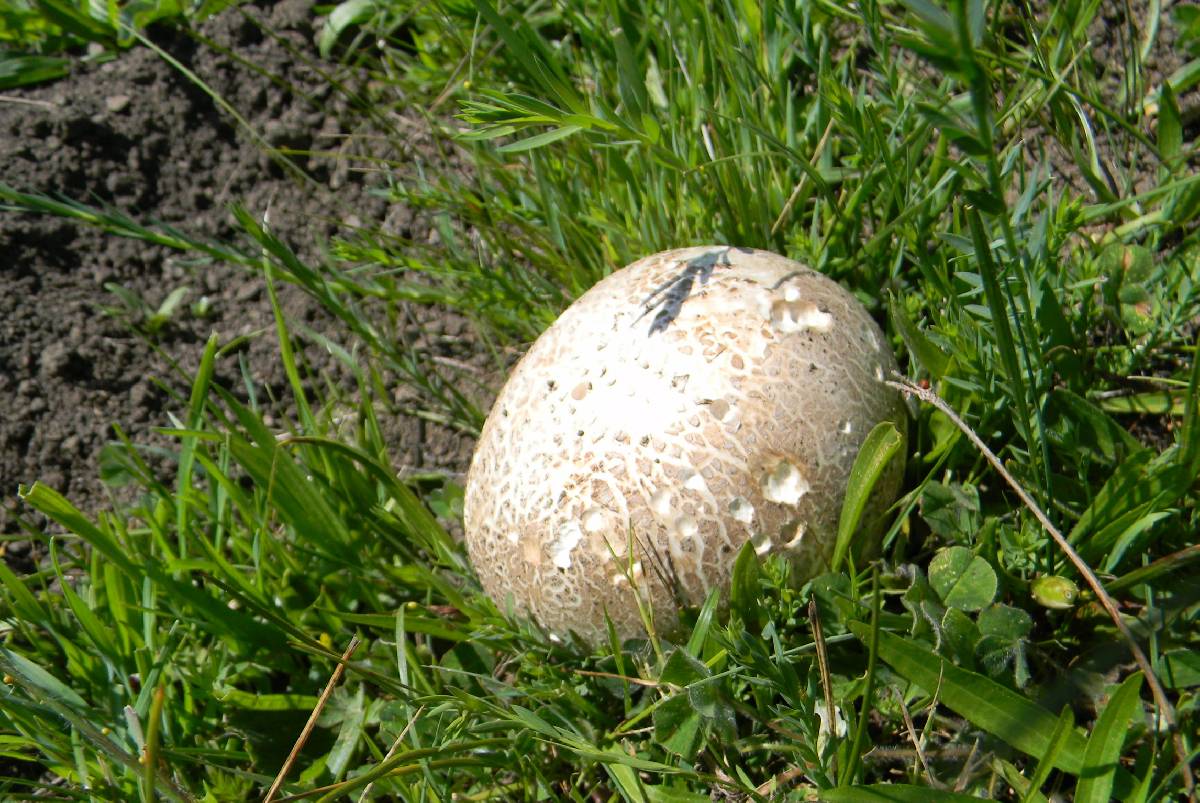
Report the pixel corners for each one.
[263,636,362,803]
[897,690,941,789]
[887,374,1195,800]
[808,600,838,745]
[771,118,836,236]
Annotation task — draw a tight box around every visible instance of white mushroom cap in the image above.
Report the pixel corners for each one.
[464,246,906,644]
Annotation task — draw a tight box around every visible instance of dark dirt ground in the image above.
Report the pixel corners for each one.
[0,0,478,542]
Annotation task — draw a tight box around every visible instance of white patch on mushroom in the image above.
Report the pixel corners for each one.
[875,364,885,382]
[650,489,673,517]
[770,300,834,334]
[673,514,699,539]
[611,572,629,588]
[839,420,853,435]
[550,521,584,569]
[783,285,801,302]
[582,507,607,533]
[782,519,807,550]
[762,460,810,506]
[751,530,773,556]
[729,496,755,524]
[681,469,706,492]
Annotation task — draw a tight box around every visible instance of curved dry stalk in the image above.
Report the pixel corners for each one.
[264,636,362,803]
[886,374,1194,800]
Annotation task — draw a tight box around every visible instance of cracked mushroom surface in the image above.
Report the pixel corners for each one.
[464,246,906,644]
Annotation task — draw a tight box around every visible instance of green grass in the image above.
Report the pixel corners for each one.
[2,0,1200,799]
[0,0,226,89]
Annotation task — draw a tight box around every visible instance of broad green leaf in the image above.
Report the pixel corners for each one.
[1104,511,1174,571]
[939,607,979,666]
[832,421,903,572]
[928,546,997,611]
[1118,283,1158,335]
[729,541,762,631]
[1069,449,1190,565]
[920,482,980,543]
[653,694,703,759]
[976,603,1033,686]
[0,648,88,709]
[318,0,376,59]
[1158,83,1182,164]
[325,686,366,780]
[977,604,1032,641]
[660,648,707,687]
[1107,546,1200,593]
[822,784,982,802]
[605,764,647,803]
[1098,392,1187,416]
[850,624,1086,774]
[1076,672,1142,803]
[1160,650,1200,689]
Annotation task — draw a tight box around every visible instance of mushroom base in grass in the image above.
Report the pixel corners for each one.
[464,246,906,645]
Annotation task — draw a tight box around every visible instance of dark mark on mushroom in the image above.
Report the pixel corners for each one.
[636,248,733,335]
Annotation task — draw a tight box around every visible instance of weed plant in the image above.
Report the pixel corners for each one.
[1,0,1199,800]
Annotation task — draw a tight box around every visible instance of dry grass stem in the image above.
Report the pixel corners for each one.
[263,636,362,803]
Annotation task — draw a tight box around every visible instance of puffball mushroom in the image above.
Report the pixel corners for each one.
[464,246,906,644]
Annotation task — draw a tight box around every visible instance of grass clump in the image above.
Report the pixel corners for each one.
[1,0,1200,799]
[0,0,221,88]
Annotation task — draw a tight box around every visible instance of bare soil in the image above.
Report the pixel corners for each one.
[0,0,474,541]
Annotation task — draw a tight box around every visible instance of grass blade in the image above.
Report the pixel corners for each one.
[822,784,982,802]
[965,207,1032,452]
[1022,705,1074,802]
[832,421,903,572]
[1076,672,1143,803]
[850,624,1087,773]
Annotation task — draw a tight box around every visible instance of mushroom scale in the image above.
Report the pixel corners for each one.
[464,246,906,644]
